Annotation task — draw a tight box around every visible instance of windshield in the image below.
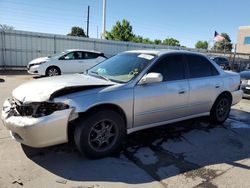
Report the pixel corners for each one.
[88,53,156,83]
[48,50,70,59]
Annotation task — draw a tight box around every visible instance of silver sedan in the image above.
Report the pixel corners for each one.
[1,50,243,158]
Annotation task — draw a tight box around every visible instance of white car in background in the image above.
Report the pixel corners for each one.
[27,49,107,76]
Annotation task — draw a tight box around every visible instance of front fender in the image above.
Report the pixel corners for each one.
[55,88,134,129]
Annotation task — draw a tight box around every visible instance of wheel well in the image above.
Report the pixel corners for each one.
[46,66,61,75]
[67,104,127,144]
[218,91,232,103]
[211,91,233,112]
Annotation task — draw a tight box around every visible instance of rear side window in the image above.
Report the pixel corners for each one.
[84,52,100,59]
[186,55,219,78]
[150,54,186,81]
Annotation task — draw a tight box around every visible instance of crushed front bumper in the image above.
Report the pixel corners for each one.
[1,99,75,148]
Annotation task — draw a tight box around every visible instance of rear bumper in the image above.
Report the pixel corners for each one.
[231,89,243,105]
[1,99,74,148]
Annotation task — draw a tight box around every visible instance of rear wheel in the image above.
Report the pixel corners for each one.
[46,66,61,77]
[74,110,126,159]
[210,95,231,124]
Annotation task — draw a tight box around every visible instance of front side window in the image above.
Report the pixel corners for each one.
[186,55,219,78]
[62,51,83,60]
[149,54,186,82]
[88,53,156,83]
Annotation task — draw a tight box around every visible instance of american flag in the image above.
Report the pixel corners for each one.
[214,31,225,42]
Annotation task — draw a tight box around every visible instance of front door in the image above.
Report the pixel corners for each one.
[59,51,84,73]
[134,54,189,127]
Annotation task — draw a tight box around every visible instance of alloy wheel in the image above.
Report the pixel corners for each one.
[88,119,118,152]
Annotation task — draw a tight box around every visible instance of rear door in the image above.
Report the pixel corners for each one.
[134,54,189,127]
[81,52,106,70]
[185,54,222,116]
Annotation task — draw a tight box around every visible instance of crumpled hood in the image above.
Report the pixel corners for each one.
[28,57,50,65]
[12,74,114,103]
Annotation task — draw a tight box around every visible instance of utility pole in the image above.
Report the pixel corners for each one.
[102,0,106,39]
[233,44,237,64]
[86,5,90,37]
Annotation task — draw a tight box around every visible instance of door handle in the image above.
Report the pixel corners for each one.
[178,90,186,94]
[215,85,220,88]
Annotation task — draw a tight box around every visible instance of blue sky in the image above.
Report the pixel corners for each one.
[0,0,250,48]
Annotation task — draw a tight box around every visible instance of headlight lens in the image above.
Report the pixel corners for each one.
[35,61,46,65]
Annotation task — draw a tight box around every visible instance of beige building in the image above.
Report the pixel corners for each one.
[237,26,250,54]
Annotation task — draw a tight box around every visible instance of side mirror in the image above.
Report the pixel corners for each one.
[138,72,163,85]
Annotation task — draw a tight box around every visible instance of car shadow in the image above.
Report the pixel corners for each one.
[32,75,45,79]
[22,111,250,184]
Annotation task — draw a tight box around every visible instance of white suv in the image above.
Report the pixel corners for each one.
[27,49,107,76]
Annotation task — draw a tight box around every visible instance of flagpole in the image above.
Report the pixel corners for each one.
[224,40,226,56]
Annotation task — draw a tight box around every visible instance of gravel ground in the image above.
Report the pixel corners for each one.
[1,74,250,188]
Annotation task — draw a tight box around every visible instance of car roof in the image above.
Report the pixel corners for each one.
[65,49,103,54]
[125,49,203,56]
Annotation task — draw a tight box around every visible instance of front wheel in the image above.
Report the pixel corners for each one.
[74,110,126,159]
[210,95,231,124]
[46,66,61,77]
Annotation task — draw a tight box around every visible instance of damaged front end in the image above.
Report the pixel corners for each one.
[1,97,78,148]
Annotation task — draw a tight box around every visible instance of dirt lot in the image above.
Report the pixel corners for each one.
[1,74,250,188]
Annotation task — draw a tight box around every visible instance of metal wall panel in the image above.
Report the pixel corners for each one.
[1,30,249,68]
[0,32,3,67]
[0,30,186,67]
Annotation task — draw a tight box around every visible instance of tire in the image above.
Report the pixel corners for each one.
[210,94,231,124]
[74,109,126,159]
[46,66,61,77]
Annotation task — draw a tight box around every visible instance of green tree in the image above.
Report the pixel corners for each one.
[68,26,87,37]
[195,40,208,49]
[142,38,153,44]
[213,33,233,52]
[162,38,180,46]
[154,39,162,45]
[0,24,14,31]
[105,19,134,41]
[132,35,143,43]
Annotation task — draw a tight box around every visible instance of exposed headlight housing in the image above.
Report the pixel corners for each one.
[15,101,69,117]
[34,102,69,117]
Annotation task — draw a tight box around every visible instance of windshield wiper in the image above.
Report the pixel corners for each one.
[90,71,110,81]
